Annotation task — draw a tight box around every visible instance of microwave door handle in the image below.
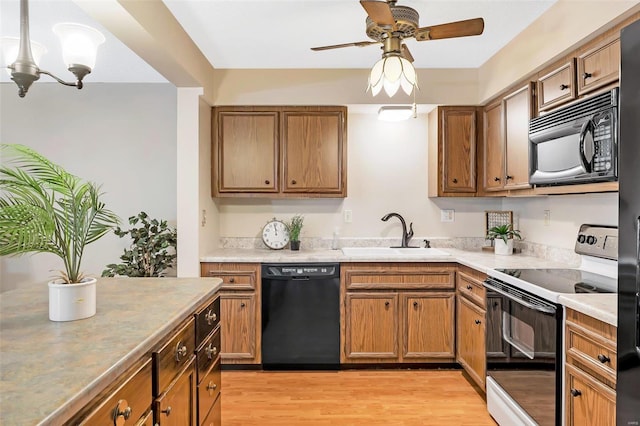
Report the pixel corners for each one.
[579,120,595,173]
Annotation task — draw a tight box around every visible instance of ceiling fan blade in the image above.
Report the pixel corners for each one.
[360,0,397,30]
[311,41,379,51]
[415,18,485,42]
[401,44,414,63]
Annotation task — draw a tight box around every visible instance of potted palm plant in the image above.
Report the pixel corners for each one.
[0,144,119,321]
[487,224,522,255]
[288,214,304,251]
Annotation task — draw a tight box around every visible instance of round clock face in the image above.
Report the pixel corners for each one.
[262,220,290,250]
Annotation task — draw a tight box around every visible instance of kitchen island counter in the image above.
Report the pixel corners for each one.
[0,277,222,426]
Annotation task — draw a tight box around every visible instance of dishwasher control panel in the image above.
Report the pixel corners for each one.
[262,264,339,278]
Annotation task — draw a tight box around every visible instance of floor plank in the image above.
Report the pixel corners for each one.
[221,369,497,425]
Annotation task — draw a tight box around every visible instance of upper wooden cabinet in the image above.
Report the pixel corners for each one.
[577,35,620,96]
[482,83,534,192]
[428,106,480,197]
[212,106,347,198]
[537,59,577,112]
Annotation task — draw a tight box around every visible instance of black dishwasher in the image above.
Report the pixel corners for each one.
[261,263,340,370]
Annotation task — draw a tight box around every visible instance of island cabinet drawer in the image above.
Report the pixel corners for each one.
[200,263,260,290]
[74,358,153,425]
[197,358,221,424]
[566,309,617,385]
[153,317,196,396]
[342,263,457,290]
[195,296,221,348]
[456,268,486,307]
[196,326,221,383]
[200,392,221,426]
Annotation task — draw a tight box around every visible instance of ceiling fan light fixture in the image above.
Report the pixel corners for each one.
[368,55,417,97]
[0,37,47,77]
[378,105,415,122]
[53,23,105,71]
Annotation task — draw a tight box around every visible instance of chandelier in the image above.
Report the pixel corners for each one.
[1,0,105,98]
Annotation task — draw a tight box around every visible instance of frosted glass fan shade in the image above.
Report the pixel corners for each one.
[368,55,417,97]
[0,37,47,76]
[53,23,105,70]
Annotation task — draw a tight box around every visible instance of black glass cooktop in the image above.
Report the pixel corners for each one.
[496,268,617,294]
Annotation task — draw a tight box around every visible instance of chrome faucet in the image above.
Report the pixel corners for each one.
[381,212,415,248]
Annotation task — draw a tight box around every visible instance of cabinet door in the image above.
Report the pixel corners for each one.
[483,101,504,191]
[282,108,346,195]
[577,36,620,96]
[214,110,279,194]
[504,83,534,190]
[456,296,486,389]
[220,293,259,363]
[566,364,616,426]
[402,293,455,360]
[537,60,577,112]
[344,292,398,361]
[155,358,197,426]
[440,107,477,193]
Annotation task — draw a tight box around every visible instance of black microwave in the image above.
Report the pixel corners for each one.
[529,88,618,186]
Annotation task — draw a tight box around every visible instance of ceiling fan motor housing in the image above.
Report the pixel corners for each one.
[365,6,419,41]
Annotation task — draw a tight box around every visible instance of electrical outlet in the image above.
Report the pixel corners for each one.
[201,209,207,227]
[544,210,551,226]
[441,209,455,222]
[344,210,353,223]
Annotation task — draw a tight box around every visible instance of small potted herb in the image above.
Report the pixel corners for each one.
[487,224,522,255]
[287,215,304,251]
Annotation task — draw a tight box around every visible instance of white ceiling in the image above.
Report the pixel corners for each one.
[0,0,557,83]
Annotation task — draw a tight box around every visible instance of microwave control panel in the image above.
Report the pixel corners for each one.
[592,112,615,173]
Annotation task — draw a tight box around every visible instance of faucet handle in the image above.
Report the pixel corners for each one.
[423,239,431,248]
[407,222,414,239]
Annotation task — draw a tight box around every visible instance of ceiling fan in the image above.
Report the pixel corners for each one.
[311,0,485,96]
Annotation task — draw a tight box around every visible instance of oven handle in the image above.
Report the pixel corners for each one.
[483,280,556,314]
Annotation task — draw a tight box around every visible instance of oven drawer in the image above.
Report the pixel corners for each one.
[566,309,617,386]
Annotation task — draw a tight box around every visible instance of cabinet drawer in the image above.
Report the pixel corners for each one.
[456,270,486,307]
[537,59,577,112]
[197,358,221,424]
[195,296,220,348]
[153,318,196,396]
[566,321,616,385]
[342,263,456,290]
[154,357,197,426]
[197,326,221,383]
[577,36,620,96]
[77,358,152,425]
[200,263,259,290]
[200,392,221,426]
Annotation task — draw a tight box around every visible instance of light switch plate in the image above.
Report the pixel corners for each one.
[441,209,455,222]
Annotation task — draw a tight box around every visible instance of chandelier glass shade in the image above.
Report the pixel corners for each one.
[0,0,105,97]
[368,54,417,97]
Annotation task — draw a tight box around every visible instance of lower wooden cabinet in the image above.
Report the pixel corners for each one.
[341,263,456,364]
[565,308,617,426]
[456,295,486,389]
[154,357,197,426]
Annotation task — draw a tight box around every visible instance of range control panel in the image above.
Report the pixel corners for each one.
[575,224,618,260]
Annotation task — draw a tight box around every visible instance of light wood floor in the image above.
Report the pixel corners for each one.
[221,369,497,425]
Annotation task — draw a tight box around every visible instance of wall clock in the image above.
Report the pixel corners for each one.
[262,219,290,250]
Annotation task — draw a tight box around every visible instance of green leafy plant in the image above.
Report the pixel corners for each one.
[486,224,522,243]
[287,214,304,242]
[0,144,120,283]
[102,212,177,278]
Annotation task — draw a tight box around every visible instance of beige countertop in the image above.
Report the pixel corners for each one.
[0,277,222,426]
[201,247,617,325]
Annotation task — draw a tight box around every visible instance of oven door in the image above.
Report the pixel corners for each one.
[484,278,562,426]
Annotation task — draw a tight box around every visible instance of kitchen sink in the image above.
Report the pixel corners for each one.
[341,247,450,257]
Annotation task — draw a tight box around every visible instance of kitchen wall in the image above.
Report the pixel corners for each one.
[0,83,177,291]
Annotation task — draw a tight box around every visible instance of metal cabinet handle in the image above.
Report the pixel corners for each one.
[505,175,513,180]
[161,406,172,416]
[597,354,611,363]
[112,399,132,424]
[228,277,235,283]
[385,301,390,307]
[494,176,501,182]
[475,319,482,325]
[291,179,297,184]
[240,302,246,308]
[264,180,270,185]
[452,178,458,183]
[466,285,473,290]
[205,343,218,360]
[583,72,592,79]
[570,388,582,397]
[413,301,418,308]
[205,309,217,325]
[175,342,188,362]
[207,381,218,393]
[560,84,569,90]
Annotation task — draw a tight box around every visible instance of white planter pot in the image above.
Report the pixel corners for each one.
[494,239,514,256]
[48,278,97,322]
